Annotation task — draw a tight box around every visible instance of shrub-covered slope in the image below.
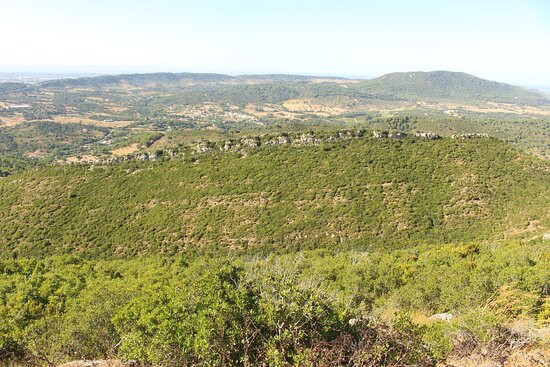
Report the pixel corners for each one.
[0,137,547,258]
[0,240,548,366]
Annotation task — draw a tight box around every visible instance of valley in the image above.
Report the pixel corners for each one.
[0,71,548,367]
[1,71,549,165]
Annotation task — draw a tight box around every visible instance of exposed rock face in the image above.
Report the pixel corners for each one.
[389,131,406,139]
[136,153,149,161]
[414,132,441,140]
[194,142,213,154]
[266,134,292,146]
[429,312,453,321]
[241,137,261,148]
[223,140,233,150]
[277,135,291,145]
[372,131,388,138]
[60,129,489,166]
[295,132,317,144]
[451,133,490,139]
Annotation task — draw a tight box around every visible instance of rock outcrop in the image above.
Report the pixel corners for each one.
[59,129,490,166]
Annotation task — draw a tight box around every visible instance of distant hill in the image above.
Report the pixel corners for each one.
[0,82,28,93]
[39,72,236,88]
[358,71,549,105]
[34,70,550,106]
[38,72,351,89]
[2,70,548,160]
[0,136,547,258]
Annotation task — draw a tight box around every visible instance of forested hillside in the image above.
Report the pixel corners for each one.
[358,71,549,105]
[0,136,547,258]
[35,71,550,106]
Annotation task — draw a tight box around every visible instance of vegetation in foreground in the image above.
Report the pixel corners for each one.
[0,239,548,366]
[0,131,548,366]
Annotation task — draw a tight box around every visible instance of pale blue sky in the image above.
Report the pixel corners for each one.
[1,0,549,84]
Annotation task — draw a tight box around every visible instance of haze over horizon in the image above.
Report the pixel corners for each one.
[1,0,549,85]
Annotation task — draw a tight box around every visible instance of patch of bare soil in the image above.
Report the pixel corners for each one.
[52,115,132,127]
[441,323,550,367]
[111,143,139,156]
[109,105,129,112]
[65,155,101,163]
[0,115,26,126]
[282,98,346,115]
[25,150,47,158]
[439,102,550,116]
[442,347,549,367]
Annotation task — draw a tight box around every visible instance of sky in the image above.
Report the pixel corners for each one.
[1,0,549,85]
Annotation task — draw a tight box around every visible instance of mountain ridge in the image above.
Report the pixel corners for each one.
[0,135,547,258]
[1,70,548,161]
[358,70,549,105]
[30,70,549,106]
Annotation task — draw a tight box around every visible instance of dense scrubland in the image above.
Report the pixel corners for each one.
[0,137,547,258]
[1,240,548,366]
[0,134,548,366]
[1,72,549,366]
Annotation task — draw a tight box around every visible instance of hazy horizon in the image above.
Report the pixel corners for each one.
[0,66,548,87]
[2,67,550,91]
[2,0,549,86]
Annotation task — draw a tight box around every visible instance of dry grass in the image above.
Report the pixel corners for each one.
[64,155,101,163]
[25,150,47,158]
[454,102,550,116]
[52,115,132,127]
[442,347,550,367]
[111,144,139,156]
[109,106,129,112]
[282,98,347,115]
[0,115,26,126]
